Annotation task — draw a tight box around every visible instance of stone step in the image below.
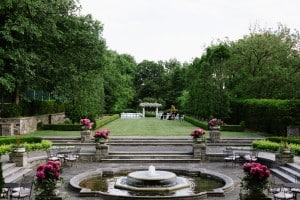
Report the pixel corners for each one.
[109,151,191,155]
[101,158,201,163]
[108,154,193,159]
[270,168,296,183]
[286,163,300,174]
[278,166,300,181]
[3,166,32,183]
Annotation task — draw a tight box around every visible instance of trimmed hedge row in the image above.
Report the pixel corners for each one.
[267,137,300,145]
[0,140,52,155]
[0,136,43,146]
[230,99,300,135]
[185,116,244,131]
[43,124,81,131]
[95,114,120,129]
[252,139,300,155]
[184,116,209,130]
[42,114,120,131]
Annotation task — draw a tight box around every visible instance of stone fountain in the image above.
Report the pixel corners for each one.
[115,165,190,191]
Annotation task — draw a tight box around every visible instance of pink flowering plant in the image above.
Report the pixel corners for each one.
[94,129,110,142]
[190,128,206,139]
[80,118,94,130]
[208,118,223,128]
[35,160,62,195]
[241,162,270,194]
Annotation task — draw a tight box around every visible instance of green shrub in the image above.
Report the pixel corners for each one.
[221,125,244,132]
[43,124,81,131]
[184,116,209,130]
[0,136,42,145]
[252,140,280,152]
[267,137,300,145]
[0,104,21,117]
[230,99,300,135]
[95,114,119,129]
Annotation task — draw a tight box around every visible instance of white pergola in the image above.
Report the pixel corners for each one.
[139,102,162,118]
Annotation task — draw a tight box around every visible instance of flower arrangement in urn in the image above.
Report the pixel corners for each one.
[190,128,206,143]
[80,118,94,130]
[240,162,270,199]
[35,160,62,196]
[208,118,223,129]
[94,129,110,143]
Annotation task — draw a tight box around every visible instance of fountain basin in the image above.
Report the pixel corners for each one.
[69,168,234,200]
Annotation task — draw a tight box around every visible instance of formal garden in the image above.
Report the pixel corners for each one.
[0,0,300,199]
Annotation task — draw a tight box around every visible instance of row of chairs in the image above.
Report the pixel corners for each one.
[47,148,81,167]
[223,150,258,167]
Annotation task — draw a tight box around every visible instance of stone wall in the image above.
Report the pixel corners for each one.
[36,112,66,124]
[0,113,65,135]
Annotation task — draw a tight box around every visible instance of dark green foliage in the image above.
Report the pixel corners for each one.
[221,125,244,132]
[230,99,300,135]
[0,136,42,145]
[22,100,65,116]
[95,114,119,129]
[42,124,81,131]
[0,103,21,117]
[267,137,300,145]
[184,116,209,130]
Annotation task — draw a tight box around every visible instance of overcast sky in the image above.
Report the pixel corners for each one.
[79,0,300,63]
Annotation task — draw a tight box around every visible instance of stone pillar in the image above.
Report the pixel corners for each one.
[275,149,294,166]
[81,130,91,143]
[209,127,221,143]
[9,150,28,167]
[155,107,159,118]
[95,143,109,162]
[193,143,206,161]
[142,107,145,117]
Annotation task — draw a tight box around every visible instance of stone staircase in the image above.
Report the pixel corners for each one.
[271,163,300,183]
[42,136,259,163]
[2,162,32,183]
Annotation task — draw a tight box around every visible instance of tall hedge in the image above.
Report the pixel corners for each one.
[230,99,300,135]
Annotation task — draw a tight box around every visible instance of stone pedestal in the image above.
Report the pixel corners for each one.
[209,127,221,143]
[95,143,109,161]
[275,149,294,166]
[81,130,91,143]
[9,149,27,167]
[193,143,206,161]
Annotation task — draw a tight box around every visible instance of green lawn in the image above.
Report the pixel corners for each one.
[28,118,263,138]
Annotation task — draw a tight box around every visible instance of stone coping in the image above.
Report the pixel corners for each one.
[69,167,234,200]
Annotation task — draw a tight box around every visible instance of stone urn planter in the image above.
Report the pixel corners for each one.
[209,126,221,143]
[9,146,27,167]
[80,130,91,143]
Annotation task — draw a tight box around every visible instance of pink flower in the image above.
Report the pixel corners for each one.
[94,129,111,140]
[190,128,206,138]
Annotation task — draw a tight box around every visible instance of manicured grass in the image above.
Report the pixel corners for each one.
[28,118,263,138]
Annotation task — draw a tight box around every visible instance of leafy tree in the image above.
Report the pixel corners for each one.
[135,60,166,101]
[227,25,300,99]
[102,51,137,112]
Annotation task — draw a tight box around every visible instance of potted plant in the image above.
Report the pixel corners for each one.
[208,118,223,130]
[94,129,110,144]
[190,128,206,143]
[35,160,62,198]
[240,162,271,199]
[80,118,94,142]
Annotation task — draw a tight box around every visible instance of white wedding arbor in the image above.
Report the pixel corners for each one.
[139,102,162,118]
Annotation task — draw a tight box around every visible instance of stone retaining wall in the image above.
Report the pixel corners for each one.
[0,113,65,135]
